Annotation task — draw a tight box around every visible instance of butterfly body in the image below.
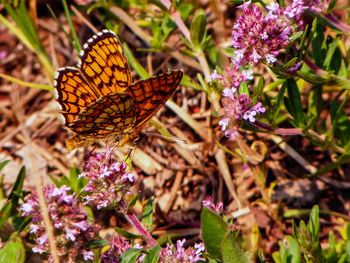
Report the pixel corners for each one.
[54,30,183,150]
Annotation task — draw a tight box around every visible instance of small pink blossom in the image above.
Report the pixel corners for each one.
[219,118,230,131]
[223,87,236,100]
[202,196,223,213]
[83,250,94,261]
[224,127,239,141]
[101,235,144,262]
[210,69,223,80]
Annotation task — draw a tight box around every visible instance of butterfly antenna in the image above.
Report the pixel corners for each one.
[143,132,187,144]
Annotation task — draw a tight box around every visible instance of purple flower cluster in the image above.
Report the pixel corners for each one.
[19,185,100,262]
[212,66,266,140]
[232,1,299,68]
[81,149,135,209]
[159,239,205,263]
[213,0,312,140]
[202,196,223,213]
[219,87,266,139]
[100,235,144,262]
[212,67,266,140]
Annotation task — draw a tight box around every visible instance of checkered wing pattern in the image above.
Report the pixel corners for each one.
[54,30,183,150]
[127,70,183,134]
[78,30,131,96]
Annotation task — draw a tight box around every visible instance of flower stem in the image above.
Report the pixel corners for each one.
[121,200,158,247]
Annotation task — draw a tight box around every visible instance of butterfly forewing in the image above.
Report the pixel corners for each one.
[127,70,183,131]
[79,30,131,96]
[54,68,99,125]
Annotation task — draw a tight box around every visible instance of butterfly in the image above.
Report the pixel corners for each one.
[54,30,183,150]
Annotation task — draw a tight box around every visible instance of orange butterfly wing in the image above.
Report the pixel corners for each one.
[54,68,98,125]
[69,93,136,137]
[54,30,183,150]
[126,70,183,135]
[54,30,131,127]
[78,30,131,96]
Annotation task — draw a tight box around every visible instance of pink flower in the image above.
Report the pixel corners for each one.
[210,69,223,80]
[19,185,99,262]
[82,149,136,209]
[202,196,223,213]
[100,235,144,262]
[159,239,204,262]
[231,1,296,68]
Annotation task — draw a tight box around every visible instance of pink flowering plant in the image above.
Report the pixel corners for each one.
[19,185,100,262]
[10,150,212,263]
[211,0,350,150]
[1,0,350,262]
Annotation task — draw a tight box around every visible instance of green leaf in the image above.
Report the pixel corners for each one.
[115,228,142,240]
[0,204,12,229]
[156,233,179,246]
[0,234,25,263]
[120,248,143,263]
[306,10,342,31]
[201,207,230,260]
[0,160,10,172]
[344,240,350,261]
[309,205,319,242]
[180,35,194,50]
[311,20,325,67]
[190,9,206,47]
[85,239,109,249]
[144,245,161,263]
[285,78,304,127]
[127,194,139,211]
[68,167,79,193]
[308,85,322,119]
[8,166,26,211]
[252,76,264,105]
[61,0,81,52]
[330,94,350,144]
[273,80,286,125]
[49,166,87,195]
[181,74,203,91]
[221,232,248,263]
[160,15,176,42]
[13,216,31,233]
[284,236,301,263]
[298,25,310,60]
[123,43,150,79]
[288,31,304,45]
[323,36,342,74]
[239,81,249,98]
[326,231,337,262]
[281,57,299,71]
[178,2,194,20]
[272,251,281,263]
[326,0,337,13]
[142,198,155,231]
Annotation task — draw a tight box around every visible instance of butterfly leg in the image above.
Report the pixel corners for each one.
[123,146,135,162]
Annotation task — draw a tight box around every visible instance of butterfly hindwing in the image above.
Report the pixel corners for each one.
[69,93,136,137]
